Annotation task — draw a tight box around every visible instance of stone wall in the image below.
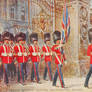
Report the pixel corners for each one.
[55,0,90,76]
[0,0,90,76]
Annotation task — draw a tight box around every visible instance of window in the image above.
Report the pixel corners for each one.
[10,7,15,19]
[21,6,25,21]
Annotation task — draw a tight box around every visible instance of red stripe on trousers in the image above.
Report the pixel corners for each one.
[18,64,22,82]
[46,62,52,81]
[33,63,38,82]
[57,65,63,88]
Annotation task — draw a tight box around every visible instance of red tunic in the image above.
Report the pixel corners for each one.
[42,45,52,62]
[14,45,28,63]
[29,45,40,62]
[52,45,64,65]
[0,45,13,64]
[87,44,92,64]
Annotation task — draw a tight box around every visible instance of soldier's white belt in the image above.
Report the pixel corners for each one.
[18,52,28,56]
[1,53,13,56]
[23,53,27,56]
[18,52,22,56]
[45,53,50,56]
[32,52,40,56]
[8,53,13,56]
[45,52,52,56]
[1,53,7,56]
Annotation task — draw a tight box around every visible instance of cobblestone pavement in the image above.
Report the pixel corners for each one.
[0,77,92,92]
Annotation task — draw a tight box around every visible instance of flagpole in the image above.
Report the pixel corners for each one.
[28,0,30,26]
[64,0,67,42]
[54,0,56,31]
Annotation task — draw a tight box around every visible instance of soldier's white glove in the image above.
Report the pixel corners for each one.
[64,60,67,65]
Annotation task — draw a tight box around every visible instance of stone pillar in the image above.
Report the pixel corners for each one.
[78,0,90,76]
[55,0,90,76]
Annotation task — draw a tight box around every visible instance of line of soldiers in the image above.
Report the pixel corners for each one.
[0,30,67,87]
[0,28,92,88]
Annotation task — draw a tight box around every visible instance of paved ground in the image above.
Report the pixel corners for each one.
[0,77,92,92]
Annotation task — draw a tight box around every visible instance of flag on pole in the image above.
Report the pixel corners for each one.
[62,2,70,43]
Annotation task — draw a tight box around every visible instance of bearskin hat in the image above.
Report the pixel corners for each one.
[44,33,50,43]
[30,33,38,43]
[15,32,26,42]
[0,34,2,42]
[15,34,18,42]
[20,32,26,41]
[88,28,92,43]
[53,30,61,44]
[2,31,10,41]
[10,33,14,41]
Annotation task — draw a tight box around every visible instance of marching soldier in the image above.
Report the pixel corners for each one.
[29,33,41,83]
[84,28,92,88]
[0,34,3,82]
[42,33,53,81]
[14,32,28,85]
[0,34,2,45]
[52,31,66,88]
[8,33,16,80]
[22,37,29,80]
[0,31,13,85]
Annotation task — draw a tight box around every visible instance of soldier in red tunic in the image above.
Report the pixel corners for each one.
[0,34,2,45]
[8,33,16,80]
[0,31,13,85]
[42,33,53,81]
[29,33,41,83]
[22,35,29,81]
[52,31,66,88]
[0,34,3,82]
[84,28,92,88]
[14,32,28,85]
